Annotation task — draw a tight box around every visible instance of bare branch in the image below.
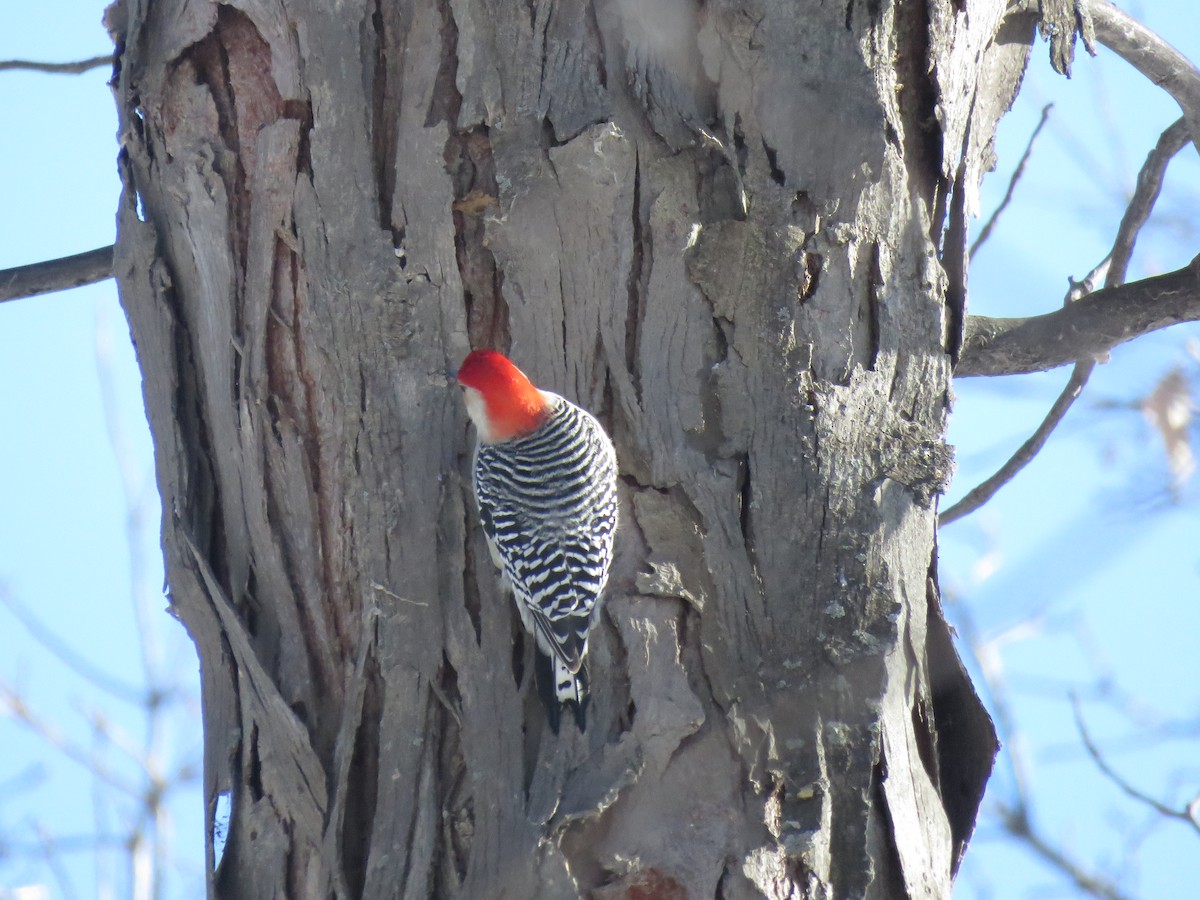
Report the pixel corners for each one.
[940,361,1093,525]
[0,682,142,798]
[0,586,145,703]
[996,802,1134,900]
[1088,1,1200,147]
[971,104,1053,260]
[944,259,1108,526]
[0,54,113,75]
[1012,1,1200,143]
[33,822,81,900]
[947,594,1037,808]
[1072,696,1200,835]
[1108,118,1193,284]
[950,594,1132,899]
[955,258,1200,377]
[958,118,1196,378]
[946,109,1191,522]
[2,833,130,854]
[0,245,114,303]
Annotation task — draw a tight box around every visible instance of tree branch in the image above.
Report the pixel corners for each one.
[1014,1,1200,145]
[0,54,113,75]
[970,104,1053,260]
[955,258,1200,377]
[1088,1,1200,147]
[951,597,1133,899]
[0,245,114,303]
[940,362,1093,524]
[945,110,1190,523]
[957,117,1195,378]
[1108,117,1193,280]
[1072,696,1200,835]
[0,586,145,704]
[996,802,1134,900]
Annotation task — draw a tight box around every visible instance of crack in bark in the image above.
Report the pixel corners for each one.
[870,749,909,895]
[287,278,345,691]
[942,151,970,361]
[864,241,882,370]
[893,0,942,212]
[797,251,821,304]
[761,138,786,186]
[625,149,645,399]
[448,127,509,351]
[429,0,464,127]
[736,453,754,554]
[369,0,396,235]
[341,656,382,895]
[189,7,286,304]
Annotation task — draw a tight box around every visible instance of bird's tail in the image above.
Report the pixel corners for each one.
[534,651,589,733]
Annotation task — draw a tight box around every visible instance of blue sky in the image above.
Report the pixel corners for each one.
[1,6,203,898]
[1,2,1198,898]
[942,3,1200,895]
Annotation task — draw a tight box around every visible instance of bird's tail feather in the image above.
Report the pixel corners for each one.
[534,651,588,733]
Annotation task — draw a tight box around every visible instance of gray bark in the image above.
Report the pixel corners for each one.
[109,0,1021,895]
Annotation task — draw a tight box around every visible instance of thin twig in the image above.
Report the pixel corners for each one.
[1071,695,1200,834]
[0,683,142,798]
[370,581,429,606]
[0,245,114,303]
[82,706,163,779]
[33,822,81,900]
[0,586,145,703]
[995,802,1134,900]
[945,259,1108,526]
[944,115,1192,524]
[941,361,1093,525]
[0,54,113,75]
[2,833,129,854]
[949,593,1035,809]
[971,104,1053,260]
[951,594,1132,899]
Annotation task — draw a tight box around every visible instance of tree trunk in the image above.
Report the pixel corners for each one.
[110,0,1026,895]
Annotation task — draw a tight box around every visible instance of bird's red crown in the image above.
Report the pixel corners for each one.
[457,350,550,441]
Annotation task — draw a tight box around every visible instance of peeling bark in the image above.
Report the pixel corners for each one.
[109,0,1019,895]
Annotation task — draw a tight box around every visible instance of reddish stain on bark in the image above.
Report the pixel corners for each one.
[626,868,687,900]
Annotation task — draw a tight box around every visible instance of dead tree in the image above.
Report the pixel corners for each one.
[108,0,1037,895]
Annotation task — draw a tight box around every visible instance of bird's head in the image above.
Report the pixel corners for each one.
[456,350,550,442]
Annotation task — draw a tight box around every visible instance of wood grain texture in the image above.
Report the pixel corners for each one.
[109,0,1019,894]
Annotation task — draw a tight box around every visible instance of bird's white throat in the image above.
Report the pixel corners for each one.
[463,385,496,442]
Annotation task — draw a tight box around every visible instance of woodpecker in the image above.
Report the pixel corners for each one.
[457,349,618,732]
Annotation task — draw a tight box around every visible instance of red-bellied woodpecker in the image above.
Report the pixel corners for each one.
[457,349,618,732]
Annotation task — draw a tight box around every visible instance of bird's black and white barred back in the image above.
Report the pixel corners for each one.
[472,391,618,732]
